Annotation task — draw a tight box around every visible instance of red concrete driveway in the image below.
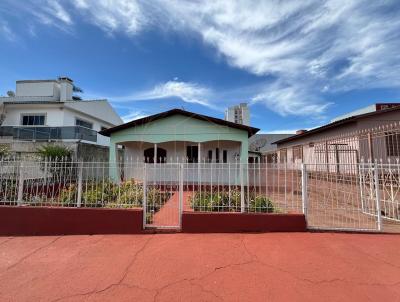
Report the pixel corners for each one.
[0,233,399,302]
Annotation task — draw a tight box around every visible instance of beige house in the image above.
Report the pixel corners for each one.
[273,105,400,172]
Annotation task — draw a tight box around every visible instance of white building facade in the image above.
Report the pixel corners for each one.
[225,103,250,126]
[0,77,122,159]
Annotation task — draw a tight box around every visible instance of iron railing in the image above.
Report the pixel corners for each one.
[0,158,399,232]
[0,126,97,142]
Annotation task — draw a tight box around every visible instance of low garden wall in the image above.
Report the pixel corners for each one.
[182,211,307,233]
[0,206,143,236]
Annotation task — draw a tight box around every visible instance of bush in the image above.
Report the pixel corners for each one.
[37,145,72,160]
[58,180,169,210]
[248,195,274,213]
[190,189,242,212]
[190,189,274,213]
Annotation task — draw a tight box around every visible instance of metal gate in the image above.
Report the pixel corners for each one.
[143,164,182,229]
[360,163,400,223]
[305,163,381,232]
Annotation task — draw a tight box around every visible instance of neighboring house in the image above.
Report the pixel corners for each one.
[273,104,400,172]
[100,108,259,165]
[248,133,294,163]
[225,103,250,126]
[0,77,123,160]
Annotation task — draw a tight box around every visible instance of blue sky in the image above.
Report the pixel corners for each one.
[1,1,400,133]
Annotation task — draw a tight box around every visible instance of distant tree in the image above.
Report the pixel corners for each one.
[72,85,84,101]
[250,138,268,151]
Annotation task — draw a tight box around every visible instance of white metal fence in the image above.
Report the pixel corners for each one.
[0,158,399,232]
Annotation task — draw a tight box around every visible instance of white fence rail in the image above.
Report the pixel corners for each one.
[0,159,399,232]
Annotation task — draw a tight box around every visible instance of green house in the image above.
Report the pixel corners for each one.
[100,108,259,166]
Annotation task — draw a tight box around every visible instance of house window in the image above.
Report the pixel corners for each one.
[279,148,287,163]
[21,114,45,126]
[208,150,213,163]
[215,148,220,163]
[186,146,198,163]
[386,132,400,157]
[292,145,303,162]
[144,147,167,163]
[223,150,228,163]
[76,118,93,129]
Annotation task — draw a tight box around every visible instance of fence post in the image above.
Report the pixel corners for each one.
[179,163,184,228]
[17,161,24,205]
[76,161,83,208]
[240,163,245,213]
[301,163,308,217]
[143,163,147,228]
[373,163,382,231]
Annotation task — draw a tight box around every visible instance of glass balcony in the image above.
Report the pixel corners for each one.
[0,126,98,142]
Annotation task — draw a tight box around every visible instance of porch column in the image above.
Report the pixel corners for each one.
[154,143,157,164]
[198,142,201,163]
[109,141,119,182]
[240,140,248,163]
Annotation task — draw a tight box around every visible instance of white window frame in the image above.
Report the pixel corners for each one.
[20,113,47,126]
[75,117,93,129]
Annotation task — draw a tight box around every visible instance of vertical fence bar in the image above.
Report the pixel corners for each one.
[17,161,24,205]
[240,163,245,212]
[373,163,382,231]
[179,163,184,228]
[76,161,83,207]
[143,163,147,228]
[301,163,308,217]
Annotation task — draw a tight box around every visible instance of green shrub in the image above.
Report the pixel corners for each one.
[37,145,72,160]
[248,195,274,213]
[190,189,274,213]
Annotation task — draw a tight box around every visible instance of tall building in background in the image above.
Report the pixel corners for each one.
[225,103,250,126]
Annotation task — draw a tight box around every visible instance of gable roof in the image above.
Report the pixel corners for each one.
[273,105,400,145]
[100,108,259,137]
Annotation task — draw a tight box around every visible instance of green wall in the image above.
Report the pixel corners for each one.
[109,114,249,166]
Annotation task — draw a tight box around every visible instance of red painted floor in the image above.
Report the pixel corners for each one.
[0,233,399,301]
[152,191,192,227]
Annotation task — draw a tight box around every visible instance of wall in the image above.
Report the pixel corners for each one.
[2,104,112,147]
[0,206,143,235]
[182,212,307,233]
[16,81,58,97]
[110,114,249,165]
[3,104,65,127]
[63,107,111,146]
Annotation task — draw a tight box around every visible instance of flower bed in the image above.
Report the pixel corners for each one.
[189,188,275,213]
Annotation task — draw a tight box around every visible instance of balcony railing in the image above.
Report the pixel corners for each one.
[0,126,97,142]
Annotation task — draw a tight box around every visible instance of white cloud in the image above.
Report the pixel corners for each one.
[4,0,400,117]
[112,80,216,109]
[72,0,145,35]
[251,81,332,118]
[44,0,72,25]
[121,110,148,123]
[0,21,16,41]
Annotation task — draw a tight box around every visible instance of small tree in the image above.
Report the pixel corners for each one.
[37,145,72,161]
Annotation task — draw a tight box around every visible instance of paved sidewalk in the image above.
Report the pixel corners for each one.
[0,233,399,301]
